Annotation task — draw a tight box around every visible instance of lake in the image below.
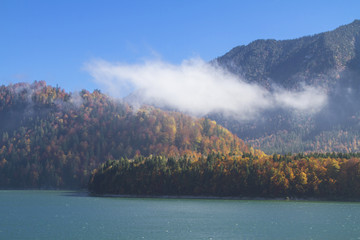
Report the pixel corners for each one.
[1,191,360,239]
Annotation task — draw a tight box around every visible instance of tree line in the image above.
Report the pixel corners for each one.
[89,152,360,199]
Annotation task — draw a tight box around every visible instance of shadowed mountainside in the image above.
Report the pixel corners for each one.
[213,20,360,154]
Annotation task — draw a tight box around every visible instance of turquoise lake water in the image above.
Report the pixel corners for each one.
[1,190,360,239]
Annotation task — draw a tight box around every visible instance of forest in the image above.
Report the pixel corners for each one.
[89,152,360,199]
[1,81,360,200]
[0,81,249,189]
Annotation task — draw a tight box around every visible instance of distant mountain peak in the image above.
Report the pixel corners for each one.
[215,20,360,90]
[346,19,360,26]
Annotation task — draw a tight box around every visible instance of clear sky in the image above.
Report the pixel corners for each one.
[1,0,359,94]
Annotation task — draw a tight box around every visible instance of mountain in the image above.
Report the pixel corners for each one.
[0,81,251,189]
[215,20,360,89]
[212,20,360,154]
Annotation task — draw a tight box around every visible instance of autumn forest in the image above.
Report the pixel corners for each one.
[1,81,360,199]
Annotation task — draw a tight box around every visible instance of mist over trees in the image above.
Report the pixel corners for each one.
[213,20,360,154]
[87,21,360,154]
[0,81,250,189]
[2,21,360,196]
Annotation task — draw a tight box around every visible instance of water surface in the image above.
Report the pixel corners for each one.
[1,191,360,239]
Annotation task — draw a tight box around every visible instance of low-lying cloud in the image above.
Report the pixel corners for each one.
[85,58,327,119]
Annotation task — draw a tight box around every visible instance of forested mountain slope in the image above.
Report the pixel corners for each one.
[213,20,360,153]
[216,20,360,89]
[0,81,251,189]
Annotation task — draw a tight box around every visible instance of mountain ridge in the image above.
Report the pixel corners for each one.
[211,20,360,154]
[215,19,360,90]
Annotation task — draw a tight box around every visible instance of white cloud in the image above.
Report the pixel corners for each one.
[84,58,328,119]
[274,85,327,113]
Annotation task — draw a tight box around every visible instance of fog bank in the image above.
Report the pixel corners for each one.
[85,58,328,119]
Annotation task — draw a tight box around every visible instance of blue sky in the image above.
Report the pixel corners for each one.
[1,0,359,94]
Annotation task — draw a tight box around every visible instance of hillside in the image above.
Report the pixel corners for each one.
[213,20,360,154]
[0,81,251,189]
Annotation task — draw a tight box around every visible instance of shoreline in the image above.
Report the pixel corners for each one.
[88,192,360,202]
[2,189,360,202]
